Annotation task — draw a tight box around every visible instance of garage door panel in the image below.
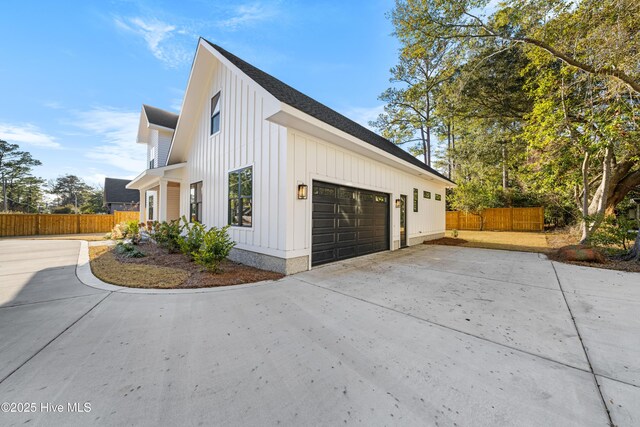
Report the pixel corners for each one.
[338,232,356,242]
[337,246,357,258]
[313,203,335,214]
[312,249,335,264]
[312,181,389,267]
[313,234,336,245]
[312,218,335,230]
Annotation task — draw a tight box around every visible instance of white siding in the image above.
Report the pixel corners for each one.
[180,58,288,257]
[147,130,159,168]
[157,130,172,167]
[287,129,447,254]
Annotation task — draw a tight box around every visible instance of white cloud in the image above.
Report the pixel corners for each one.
[219,3,278,30]
[0,123,61,148]
[340,105,385,130]
[72,107,146,174]
[114,16,191,67]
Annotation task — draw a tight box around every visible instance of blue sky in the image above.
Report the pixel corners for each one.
[0,0,399,187]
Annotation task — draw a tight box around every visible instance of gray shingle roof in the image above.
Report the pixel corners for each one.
[104,178,140,203]
[143,104,179,129]
[204,39,454,184]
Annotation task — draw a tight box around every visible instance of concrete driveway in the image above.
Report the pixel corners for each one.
[0,240,638,426]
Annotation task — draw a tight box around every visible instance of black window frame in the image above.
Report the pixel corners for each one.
[190,181,203,223]
[435,193,442,201]
[210,91,221,135]
[423,191,431,199]
[228,166,252,227]
[413,188,419,212]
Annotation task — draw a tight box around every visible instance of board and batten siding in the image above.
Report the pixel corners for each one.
[180,58,289,257]
[287,129,447,253]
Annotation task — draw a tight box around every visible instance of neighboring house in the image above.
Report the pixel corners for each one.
[103,178,140,214]
[128,38,455,274]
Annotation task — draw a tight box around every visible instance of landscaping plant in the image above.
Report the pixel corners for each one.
[150,219,183,253]
[192,225,236,272]
[178,216,205,259]
[115,242,145,258]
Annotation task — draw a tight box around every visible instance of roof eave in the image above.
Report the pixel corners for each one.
[269,104,455,187]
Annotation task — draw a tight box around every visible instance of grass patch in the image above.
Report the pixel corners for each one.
[89,245,190,288]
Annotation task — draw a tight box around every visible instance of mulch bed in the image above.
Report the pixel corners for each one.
[547,245,640,273]
[423,237,468,246]
[103,242,284,288]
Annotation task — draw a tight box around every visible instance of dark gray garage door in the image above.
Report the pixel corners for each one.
[312,181,390,266]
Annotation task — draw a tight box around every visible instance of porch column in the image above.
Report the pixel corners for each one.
[139,189,146,223]
[159,178,168,222]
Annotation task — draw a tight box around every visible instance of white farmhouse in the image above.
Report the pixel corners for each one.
[128,38,455,274]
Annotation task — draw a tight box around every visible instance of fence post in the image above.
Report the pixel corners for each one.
[36,214,40,235]
[76,214,81,234]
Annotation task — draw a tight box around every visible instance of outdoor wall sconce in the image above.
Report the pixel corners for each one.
[395,199,401,208]
[297,183,308,200]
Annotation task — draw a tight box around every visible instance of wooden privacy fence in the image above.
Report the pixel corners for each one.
[446,207,544,232]
[0,211,140,237]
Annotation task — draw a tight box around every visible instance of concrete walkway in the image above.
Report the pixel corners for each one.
[0,240,638,426]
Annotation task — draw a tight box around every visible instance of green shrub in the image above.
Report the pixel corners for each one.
[451,229,459,238]
[178,216,206,259]
[590,215,636,251]
[115,242,145,258]
[151,219,183,253]
[192,225,236,272]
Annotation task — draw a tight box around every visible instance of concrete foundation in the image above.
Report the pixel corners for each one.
[229,247,309,275]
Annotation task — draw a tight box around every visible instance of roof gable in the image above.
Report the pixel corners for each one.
[104,178,140,203]
[143,105,179,129]
[203,39,454,184]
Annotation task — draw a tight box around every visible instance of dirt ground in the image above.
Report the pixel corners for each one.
[433,230,568,253]
[89,242,283,289]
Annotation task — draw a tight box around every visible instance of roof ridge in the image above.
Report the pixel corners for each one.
[203,39,454,184]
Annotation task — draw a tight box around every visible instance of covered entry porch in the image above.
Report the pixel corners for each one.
[126,163,185,223]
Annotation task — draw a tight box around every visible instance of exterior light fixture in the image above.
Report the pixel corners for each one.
[395,199,401,208]
[297,183,308,200]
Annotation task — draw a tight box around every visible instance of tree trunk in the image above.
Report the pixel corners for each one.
[447,121,452,179]
[420,127,428,165]
[501,143,508,190]
[579,151,591,243]
[451,121,455,179]
[425,93,431,167]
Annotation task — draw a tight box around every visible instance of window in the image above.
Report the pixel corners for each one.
[435,193,442,201]
[190,182,203,223]
[228,167,252,227]
[413,188,418,212]
[423,191,431,199]
[210,92,221,135]
[149,159,154,169]
[147,194,154,221]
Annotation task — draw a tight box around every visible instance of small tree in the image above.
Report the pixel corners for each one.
[449,181,502,230]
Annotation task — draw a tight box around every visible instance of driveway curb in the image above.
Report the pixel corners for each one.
[75,240,279,295]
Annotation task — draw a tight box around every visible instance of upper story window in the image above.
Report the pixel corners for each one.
[210,92,221,135]
[190,181,203,223]
[149,146,156,169]
[228,167,252,227]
